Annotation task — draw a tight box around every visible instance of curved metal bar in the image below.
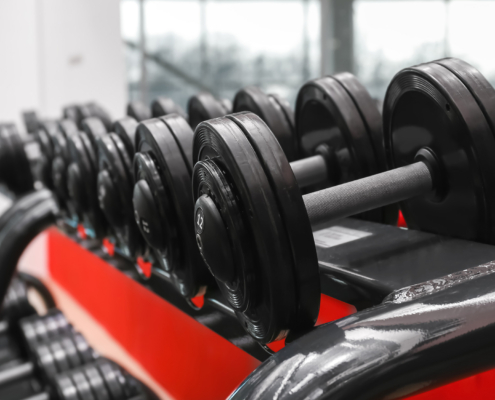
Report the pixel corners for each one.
[230,261,495,399]
[0,189,59,306]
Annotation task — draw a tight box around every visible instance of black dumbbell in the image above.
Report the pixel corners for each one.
[63,103,112,132]
[0,310,97,390]
[49,358,157,400]
[130,74,395,299]
[96,117,146,259]
[191,58,495,344]
[66,118,110,238]
[96,92,228,262]
[188,92,232,130]
[235,79,397,224]
[127,97,186,123]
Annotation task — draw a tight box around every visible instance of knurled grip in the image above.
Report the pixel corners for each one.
[303,161,432,226]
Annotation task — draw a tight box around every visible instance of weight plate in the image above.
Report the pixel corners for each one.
[82,117,108,153]
[84,364,111,400]
[151,97,186,120]
[60,335,82,368]
[113,117,138,158]
[54,374,79,400]
[383,62,495,243]
[228,112,320,333]
[34,343,58,379]
[49,340,71,373]
[71,370,96,400]
[68,132,108,238]
[32,319,49,343]
[192,116,297,343]
[188,92,229,130]
[333,72,399,224]
[0,124,34,193]
[233,87,297,161]
[97,360,125,400]
[127,102,151,122]
[295,76,378,186]
[134,116,209,297]
[73,333,97,363]
[87,102,113,132]
[97,133,144,257]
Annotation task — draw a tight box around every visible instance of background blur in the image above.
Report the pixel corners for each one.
[1,0,494,127]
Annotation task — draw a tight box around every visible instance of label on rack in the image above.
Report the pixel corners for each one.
[313,225,372,248]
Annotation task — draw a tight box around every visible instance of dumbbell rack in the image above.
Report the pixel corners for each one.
[24,218,495,400]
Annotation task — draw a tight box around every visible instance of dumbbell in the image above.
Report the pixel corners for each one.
[66,95,186,240]
[96,92,229,262]
[0,310,96,391]
[63,103,113,132]
[191,58,495,344]
[127,97,186,122]
[48,358,157,400]
[188,92,232,130]
[130,74,389,298]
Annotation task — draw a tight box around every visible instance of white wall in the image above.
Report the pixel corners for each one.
[0,0,127,129]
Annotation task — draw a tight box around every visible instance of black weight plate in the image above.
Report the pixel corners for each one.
[71,370,96,400]
[98,135,132,219]
[87,102,113,132]
[188,92,229,130]
[134,116,208,297]
[127,102,152,122]
[73,333,97,363]
[192,116,297,343]
[110,134,133,183]
[49,340,71,373]
[32,319,49,343]
[60,335,82,368]
[269,94,296,140]
[233,87,297,161]
[0,124,34,193]
[97,360,125,400]
[333,72,399,224]
[113,117,138,157]
[54,373,79,400]
[295,76,378,188]
[383,62,495,243]
[53,311,71,335]
[227,112,320,333]
[69,132,108,238]
[82,117,108,152]
[151,97,186,119]
[34,344,58,379]
[84,364,110,400]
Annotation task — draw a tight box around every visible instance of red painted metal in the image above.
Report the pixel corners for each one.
[45,229,495,399]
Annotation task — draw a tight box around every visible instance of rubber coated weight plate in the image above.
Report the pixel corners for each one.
[49,340,71,372]
[0,124,34,193]
[188,92,230,130]
[84,365,110,400]
[73,333,96,363]
[34,344,58,379]
[227,112,320,331]
[68,132,108,238]
[82,117,108,152]
[234,87,297,161]
[295,76,378,186]
[54,374,79,400]
[113,117,138,157]
[332,72,398,224]
[87,102,113,132]
[193,116,297,343]
[134,116,209,297]
[72,370,96,400]
[151,97,186,119]
[98,134,144,257]
[97,360,125,400]
[60,336,82,368]
[127,102,152,122]
[383,62,495,243]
